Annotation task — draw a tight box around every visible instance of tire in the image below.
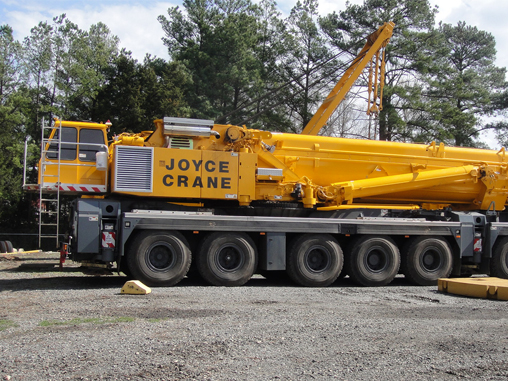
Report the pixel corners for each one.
[287,234,343,287]
[402,237,453,285]
[491,236,508,279]
[0,241,6,253]
[126,230,191,287]
[197,232,257,286]
[4,241,13,253]
[346,235,400,287]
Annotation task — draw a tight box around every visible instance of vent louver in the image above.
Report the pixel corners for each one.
[169,137,193,149]
[114,146,153,193]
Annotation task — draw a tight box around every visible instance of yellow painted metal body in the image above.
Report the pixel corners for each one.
[36,117,508,211]
[32,20,508,212]
[102,121,508,211]
[438,277,508,300]
[39,120,108,192]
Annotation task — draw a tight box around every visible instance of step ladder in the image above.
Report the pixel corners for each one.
[38,119,62,248]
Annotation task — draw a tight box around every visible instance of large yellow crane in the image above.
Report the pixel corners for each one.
[23,22,508,290]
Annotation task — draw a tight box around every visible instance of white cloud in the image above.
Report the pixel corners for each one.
[431,0,508,69]
[278,0,508,70]
[4,0,506,67]
[2,1,176,61]
[62,3,175,61]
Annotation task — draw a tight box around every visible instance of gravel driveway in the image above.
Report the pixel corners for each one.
[1,252,507,380]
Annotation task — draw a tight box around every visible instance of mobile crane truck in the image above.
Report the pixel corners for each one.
[23,22,508,287]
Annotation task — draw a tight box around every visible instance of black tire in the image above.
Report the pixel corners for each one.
[287,234,343,287]
[402,237,453,285]
[5,241,13,253]
[197,232,257,286]
[491,236,508,279]
[126,230,191,287]
[346,235,400,287]
[0,241,6,253]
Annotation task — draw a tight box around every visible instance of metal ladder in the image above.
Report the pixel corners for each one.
[38,119,62,248]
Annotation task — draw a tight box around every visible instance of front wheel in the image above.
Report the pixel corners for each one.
[126,230,191,287]
[286,234,343,287]
[491,236,508,279]
[346,236,400,287]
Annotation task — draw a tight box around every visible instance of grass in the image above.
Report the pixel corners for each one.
[147,318,169,323]
[0,319,18,331]
[39,316,135,327]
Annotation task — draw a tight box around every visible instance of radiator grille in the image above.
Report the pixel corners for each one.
[114,146,153,192]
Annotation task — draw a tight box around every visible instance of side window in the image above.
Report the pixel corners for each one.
[79,129,106,162]
[46,127,77,161]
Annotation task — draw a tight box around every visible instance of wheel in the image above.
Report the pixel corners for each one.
[126,230,191,287]
[402,237,453,285]
[0,241,6,253]
[4,241,13,253]
[197,232,257,286]
[491,236,508,278]
[287,234,343,287]
[346,235,400,287]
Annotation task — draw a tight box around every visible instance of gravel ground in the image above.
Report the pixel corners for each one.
[1,252,508,381]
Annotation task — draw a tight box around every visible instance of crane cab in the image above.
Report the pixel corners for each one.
[25,119,109,194]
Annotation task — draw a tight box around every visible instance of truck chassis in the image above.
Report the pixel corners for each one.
[69,198,508,287]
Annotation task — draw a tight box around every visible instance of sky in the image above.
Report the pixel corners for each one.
[1,0,507,65]
[1,0,507,146]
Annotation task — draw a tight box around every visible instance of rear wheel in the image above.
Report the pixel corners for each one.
[0,241,7,253]
[126,230,191,287]
[346,236,400,287]
[491,236,508,279]
[197,232,257,286]
[287,234,343,287]
[402,237,453,285]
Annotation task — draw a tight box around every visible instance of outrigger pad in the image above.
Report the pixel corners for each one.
[121,280,152,295]
[438,277,508,300]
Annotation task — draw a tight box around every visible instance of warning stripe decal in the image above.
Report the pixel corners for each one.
[102,232,116,248]
[25,183,107,193]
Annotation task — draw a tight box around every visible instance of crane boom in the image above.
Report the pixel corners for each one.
[301,21,394,136]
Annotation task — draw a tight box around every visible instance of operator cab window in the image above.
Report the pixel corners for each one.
[46,127,77,161]
[79,129,106,162]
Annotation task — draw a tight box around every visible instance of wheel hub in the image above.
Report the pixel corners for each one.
[366,248,386,272]
[147,243,176,271]
[217,245,243,271]
[422,249,440,271]
[305,247,330,272]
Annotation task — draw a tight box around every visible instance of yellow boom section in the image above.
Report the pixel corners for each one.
[301,21,394,135]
